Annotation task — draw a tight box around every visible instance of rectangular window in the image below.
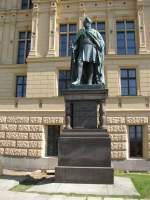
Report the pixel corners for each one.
[21,0,33,9]
[92,21,106,53]
[16,76,27,97]
[116,21,136,55]
[47,125,60,156]
[120,69,137,96]
[17,31,31,64]
[59,70,71,96]
[129,125,143,158]
[59,24,77,56]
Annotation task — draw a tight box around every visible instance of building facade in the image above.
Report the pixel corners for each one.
[0,0,150,171]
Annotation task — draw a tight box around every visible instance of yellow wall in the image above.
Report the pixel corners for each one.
[0,0,150,161]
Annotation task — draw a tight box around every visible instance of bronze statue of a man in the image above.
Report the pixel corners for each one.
[71,17,105,86]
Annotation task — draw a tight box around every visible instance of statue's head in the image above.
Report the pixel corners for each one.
[83,17,92,29]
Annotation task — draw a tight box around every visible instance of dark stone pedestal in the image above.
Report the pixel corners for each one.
[55,86,114,184]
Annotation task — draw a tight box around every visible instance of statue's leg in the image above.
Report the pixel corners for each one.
[87,63,93,85]
[78,60,83,83]
[72,60,83,85]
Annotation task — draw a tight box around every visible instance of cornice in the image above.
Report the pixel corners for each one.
[0,64,27,69]
[137,0,150,6]
[27,54,150,63]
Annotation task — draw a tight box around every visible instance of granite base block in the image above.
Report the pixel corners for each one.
[55,166,114,184]
[58,134,111,167]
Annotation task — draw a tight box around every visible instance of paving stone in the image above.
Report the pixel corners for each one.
[0,191,85,200]
[27,177,139,196]
[0,176,26,191]
[104,198,124,200]
[87,197,103,200]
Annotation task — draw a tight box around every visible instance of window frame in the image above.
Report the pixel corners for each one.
[16,75,27,97]
[58,70,71,96]
[17,31,31,64]
[128,125,143,158]
[91,21,106,54]
[116,20,136,55]
[21,0,33,9]
[59,23,77,56]
[120,68,137,96]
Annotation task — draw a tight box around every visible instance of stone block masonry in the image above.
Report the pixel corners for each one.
[107,116,150,160]
[0,114,149,160]
[0,115,64,158]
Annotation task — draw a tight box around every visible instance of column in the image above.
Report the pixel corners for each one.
[47,0,58,57]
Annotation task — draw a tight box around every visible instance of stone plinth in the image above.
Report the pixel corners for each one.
[55,86,114,184]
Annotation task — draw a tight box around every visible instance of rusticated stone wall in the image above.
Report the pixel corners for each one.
[0,115,64,158]
[107,116,150,160]
[0,114,150,160]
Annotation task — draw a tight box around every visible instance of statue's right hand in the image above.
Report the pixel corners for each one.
[70,44,75,51]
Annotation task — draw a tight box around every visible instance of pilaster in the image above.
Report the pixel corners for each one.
[29,0,50,58]
[29,1,38,57]
[1,13,13,64]
[107,8,115,55]
[137,0,150,54]
[47,0,59,57]
[7,11,17,64]
[78,2,86,29]
[0,15,4,64]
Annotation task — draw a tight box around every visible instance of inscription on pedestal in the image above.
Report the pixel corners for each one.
[73,101,97,129]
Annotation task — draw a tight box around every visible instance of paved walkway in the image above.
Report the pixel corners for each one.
[0,191,146,200]
[0,175,144,200]
[27,176,139,196]
[0,175,26,191]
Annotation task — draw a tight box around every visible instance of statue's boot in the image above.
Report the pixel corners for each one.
[72,79,80,85]
[88,81,92,85]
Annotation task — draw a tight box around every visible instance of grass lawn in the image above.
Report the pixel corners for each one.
[115,171,150,199]
[10,176,45,192]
